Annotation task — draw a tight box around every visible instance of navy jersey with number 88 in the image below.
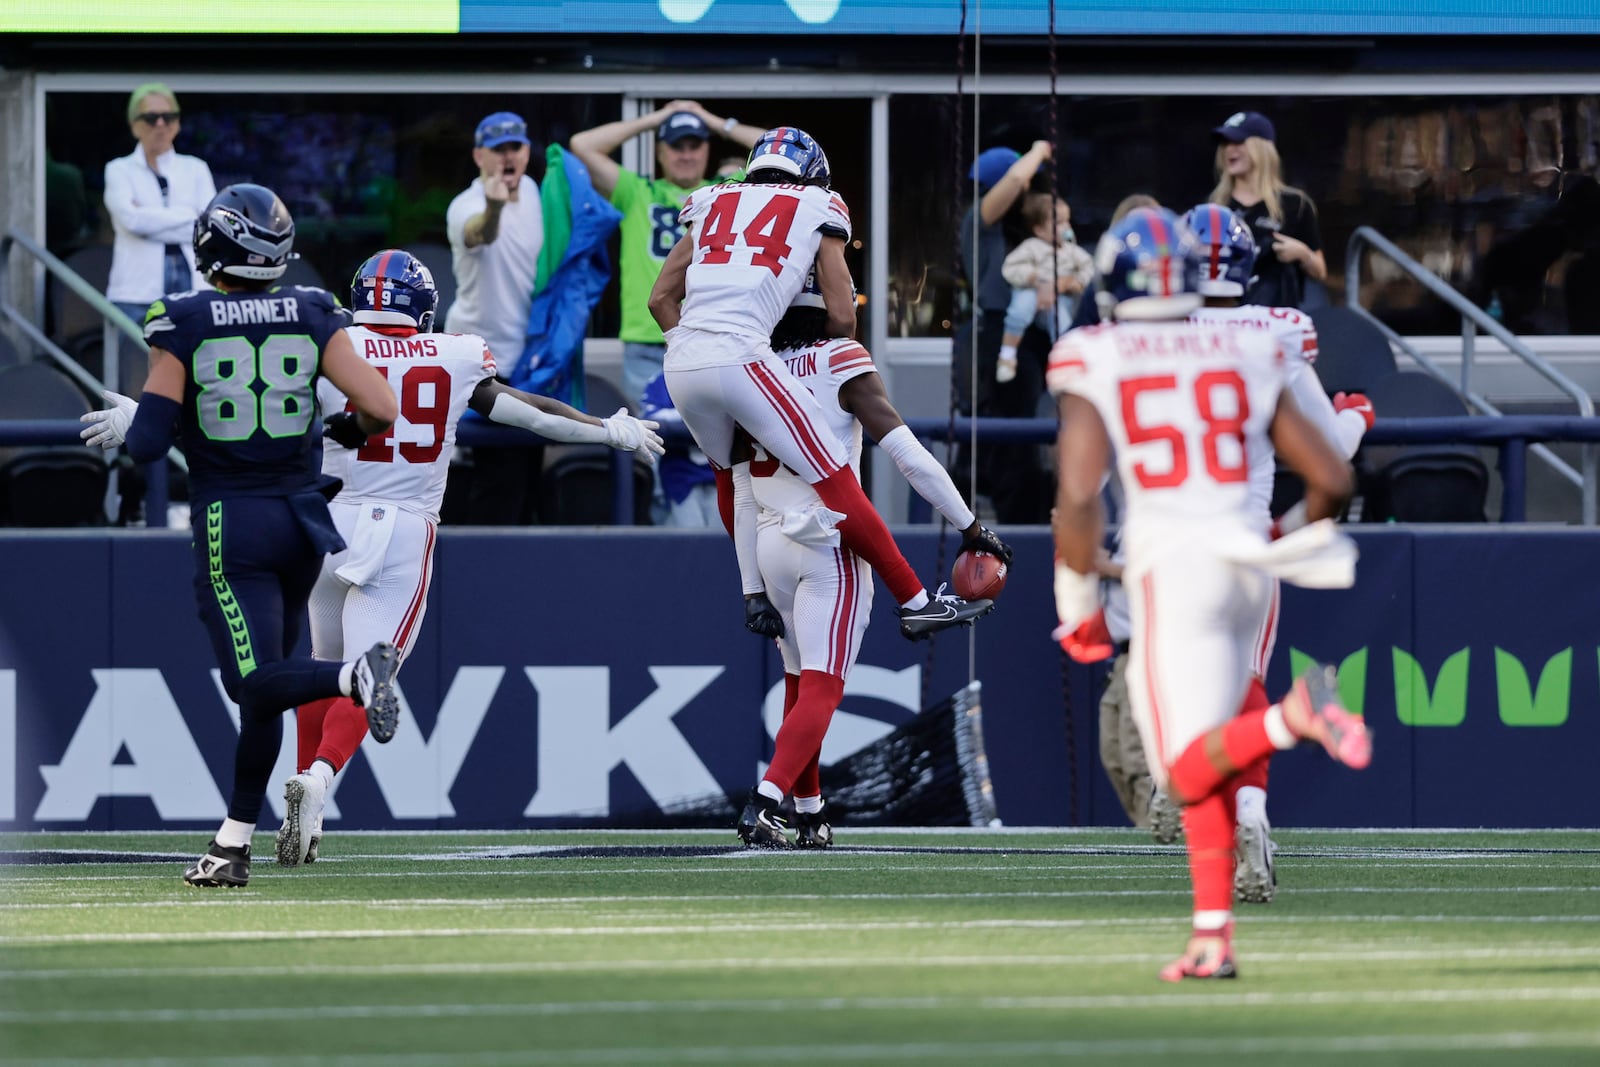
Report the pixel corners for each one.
[143,286,352,503]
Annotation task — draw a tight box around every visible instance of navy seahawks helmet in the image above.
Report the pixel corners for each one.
[349,249,439,332]
[1093,207,1203,321]
[192,183,295,282]
[1182,203,1257,298]
[746,127,832,187]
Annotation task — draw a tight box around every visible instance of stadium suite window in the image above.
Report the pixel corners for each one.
[887,92,1600,337]
[45,91,625,336]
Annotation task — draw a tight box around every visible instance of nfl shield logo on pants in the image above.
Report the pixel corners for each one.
[371,507,386,521]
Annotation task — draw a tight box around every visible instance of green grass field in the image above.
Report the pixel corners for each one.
[3,828,1599,1065]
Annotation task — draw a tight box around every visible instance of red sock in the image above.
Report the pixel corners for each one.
[1182,790,1236,914]
[764,670,845,795]
[713,467,735,537]
[811,468,922,604]
[778,673,823,796]
[1231,677,1271,793]
[314,697,370,773]
[296,697,335,773]
[1167,710,1278,805]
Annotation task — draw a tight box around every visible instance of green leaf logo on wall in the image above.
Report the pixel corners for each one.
[1494,648,1571,727]
[1392,648,1470,727]
[1290,647,1580,726]
[1289,648,1367,715]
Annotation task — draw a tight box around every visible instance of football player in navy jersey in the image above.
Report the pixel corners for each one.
[80,183,401,889]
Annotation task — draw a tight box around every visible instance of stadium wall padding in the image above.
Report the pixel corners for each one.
[1,527,1594,830]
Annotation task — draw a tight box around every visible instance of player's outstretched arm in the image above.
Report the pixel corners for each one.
[119,348,187,463]
[1270,390,1353,524]
[648,236,693,333]
[840,371,1012,561]
[321,330,398,435]
[470,379,663,463]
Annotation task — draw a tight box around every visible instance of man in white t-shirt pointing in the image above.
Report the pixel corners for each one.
[445,110,546,524]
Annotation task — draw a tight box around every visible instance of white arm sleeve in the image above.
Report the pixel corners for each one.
[1289,364,1365,460]
[730,463,764,596]
[488,391,610,446]
[878,424,976,530]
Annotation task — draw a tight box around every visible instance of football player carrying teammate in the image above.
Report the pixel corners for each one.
[1182,203,1376,903]
[731,275,1012,848]
[648,127,997,641]
[274,249,663,867]
[1048,208,1372,980]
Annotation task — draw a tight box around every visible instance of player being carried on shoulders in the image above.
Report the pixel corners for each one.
[1048,207,1372,981]
[648,126,996,641]
[274,249,663,868]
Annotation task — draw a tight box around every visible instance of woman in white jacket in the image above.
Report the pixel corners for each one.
[103,81,215,392]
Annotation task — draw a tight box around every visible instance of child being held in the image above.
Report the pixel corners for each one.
[997,192,1094,383]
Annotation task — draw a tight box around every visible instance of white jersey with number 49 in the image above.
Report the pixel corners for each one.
[318,326,497,522]
[677,182,852,342]
[1047,320,1288,558]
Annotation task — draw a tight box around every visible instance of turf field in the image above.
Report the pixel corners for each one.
[2,828,1598,1065]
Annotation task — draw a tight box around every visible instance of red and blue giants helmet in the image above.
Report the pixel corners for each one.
[1182,203,1258,298]
[1093,207,1203,321]
[349,249,439,332]
[746,127,832,188]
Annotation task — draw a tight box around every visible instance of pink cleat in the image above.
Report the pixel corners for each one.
[1281,665,1372,771]
[1158,922,1238,982]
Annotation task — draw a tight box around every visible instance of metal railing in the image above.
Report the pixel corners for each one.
[0,228,189,493]
[1345,225,1597,524]
[9,414,1600,528]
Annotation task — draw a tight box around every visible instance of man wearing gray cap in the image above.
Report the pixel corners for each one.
[571,100,765,406]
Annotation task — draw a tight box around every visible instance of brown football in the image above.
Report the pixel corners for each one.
[951,549,1007,600]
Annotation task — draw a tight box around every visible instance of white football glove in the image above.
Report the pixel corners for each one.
[79,390,139,452]
[601,407,665,466]
[1052,559,1099,636]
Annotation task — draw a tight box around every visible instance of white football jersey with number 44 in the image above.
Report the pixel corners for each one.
[1047,320,1288,558]
[318,326,497,522]
[676,181,852,344]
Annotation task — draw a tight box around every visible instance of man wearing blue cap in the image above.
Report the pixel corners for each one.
[955,138,1052,523]
[447,111,545,523]
[571,100,765,407]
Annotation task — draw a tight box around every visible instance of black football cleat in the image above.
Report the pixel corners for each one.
[182,839,251,888]
[736,789,793,850]
[794,804,834,849]
[899,585,994,641]
[353,642,401,743]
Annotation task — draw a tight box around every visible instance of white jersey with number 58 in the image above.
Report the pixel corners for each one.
[677,181,852,342]
[1047,320,1287,558]
[318,326,497,522]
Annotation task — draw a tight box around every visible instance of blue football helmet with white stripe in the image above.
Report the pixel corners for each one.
[747,127,832,188]
[1182,203,1257,298]
[1093,207,1203,321]
[350,249,439,332]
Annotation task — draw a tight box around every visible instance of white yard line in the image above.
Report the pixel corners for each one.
[6,944,1600,982]
[6,913,1600,946]
[5,883,1600,911]
[5,986,1600,1026]
[19,1030,1600,1066]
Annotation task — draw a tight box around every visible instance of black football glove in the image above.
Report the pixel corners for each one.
[961,524,1014,566]
[323,411,370,449]
[744,593,785,639]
